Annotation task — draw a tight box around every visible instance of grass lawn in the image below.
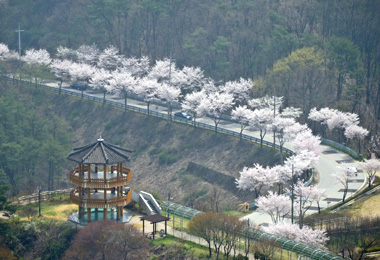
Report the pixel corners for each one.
[150,234,226,259]
[16,195,77,221]
[339,189,380,218]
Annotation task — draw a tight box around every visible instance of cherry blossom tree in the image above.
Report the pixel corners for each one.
[358,159,380,188]
[22,49,52,85]
[272,117,295,164]
[22,49,51,66]
[248,108,273,148]
[134,77,160,115]
[293,182,326,228]
[182,91,206,125]
[90,68,112,103]
[271,164,292,194]
[98,45,121,71]
[236,164,276,198]
[148,59,184,88]
[180,66,205,92]
[221,78,252,105]
[68,62,96,99]
[231,105,253,138]
[249,95,283,146]
[120,56,150,77]
[344,125,369,154]
[256,191,291,224]
[197,91,234,132]
[263,222,329,249]
[50,59,73,93]
[285,151,320,223]
[308,107,336,136]
[76,44,100,65]
[0,43,17,61]
[108,71,138,111]
[56,46,77,61]
[156,83,181,119]
[281,107,302,118]
[292,130,321,157]
[332,164,357,202]
[283,122,309,141]
[249,95,283,112]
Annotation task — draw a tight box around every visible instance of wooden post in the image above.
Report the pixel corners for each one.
[142,219,145,236]
[87,208,91,222]
[104,164,107,220]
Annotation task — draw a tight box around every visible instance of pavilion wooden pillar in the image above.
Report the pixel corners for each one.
[103,164,107,220]
[87,164,91,222]
[117,163,122,220]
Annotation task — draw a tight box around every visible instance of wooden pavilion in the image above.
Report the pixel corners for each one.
[68,137,132,222]
[140,214,170,239]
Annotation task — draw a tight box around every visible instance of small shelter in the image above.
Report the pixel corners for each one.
[140,214,170,239]
[68,137,133,223]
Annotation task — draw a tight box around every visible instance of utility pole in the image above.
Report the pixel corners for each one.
[168,51,175,119]
[15,23,24,61]
[291,164,294,224]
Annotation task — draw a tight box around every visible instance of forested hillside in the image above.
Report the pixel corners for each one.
[0,79,279,209]
[1,0,380,132]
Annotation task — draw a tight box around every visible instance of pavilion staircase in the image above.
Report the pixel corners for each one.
[129,189,161,216]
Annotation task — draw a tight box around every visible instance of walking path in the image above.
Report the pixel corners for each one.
[41,80,366,226]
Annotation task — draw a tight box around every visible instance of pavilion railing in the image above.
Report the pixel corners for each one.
[69,166,132,189]
[70,189,132,208]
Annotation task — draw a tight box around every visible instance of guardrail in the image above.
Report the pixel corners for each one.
[17,188,71,204]
[321,138,360,160]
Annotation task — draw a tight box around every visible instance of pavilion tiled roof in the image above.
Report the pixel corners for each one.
[67,137,132,165]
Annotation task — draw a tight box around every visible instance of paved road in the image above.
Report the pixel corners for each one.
[44,81,367,226]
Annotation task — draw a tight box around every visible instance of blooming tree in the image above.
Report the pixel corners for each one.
[197,91,234,132]
[68,62,96,99]
[256,191,291,224]
[76,44,100,65]
[50,59,73,93]
[90,68,112,103]
[344,125,369,154]
[272,117,295,164]
[358,159,380,188]
[271,164,292,194]
[120,56,150,77]
[231,105,253,138]
[0,43,17,61]
[281,107,302,118]
[98,45,121,71]
[236,164,276,197]
[180,66,205,91]
[156,83,181,119]
[293,182,326,228]
[249,108,273,148]
[263,222,329,249]
[332,164,357,202]
[22,49,52,85]
[134,77,160,114]
[108,71,138,110]
[22,49,51,66]
[292,130,321,157]
[56,46,77,61]
[249,95,283,112]
[148,59,184,88]
[182,91,206,125]
[221,78,252,104]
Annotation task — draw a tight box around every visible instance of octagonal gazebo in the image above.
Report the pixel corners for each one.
[68,137,132,223]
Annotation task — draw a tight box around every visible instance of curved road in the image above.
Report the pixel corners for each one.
[43,80,366,226]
